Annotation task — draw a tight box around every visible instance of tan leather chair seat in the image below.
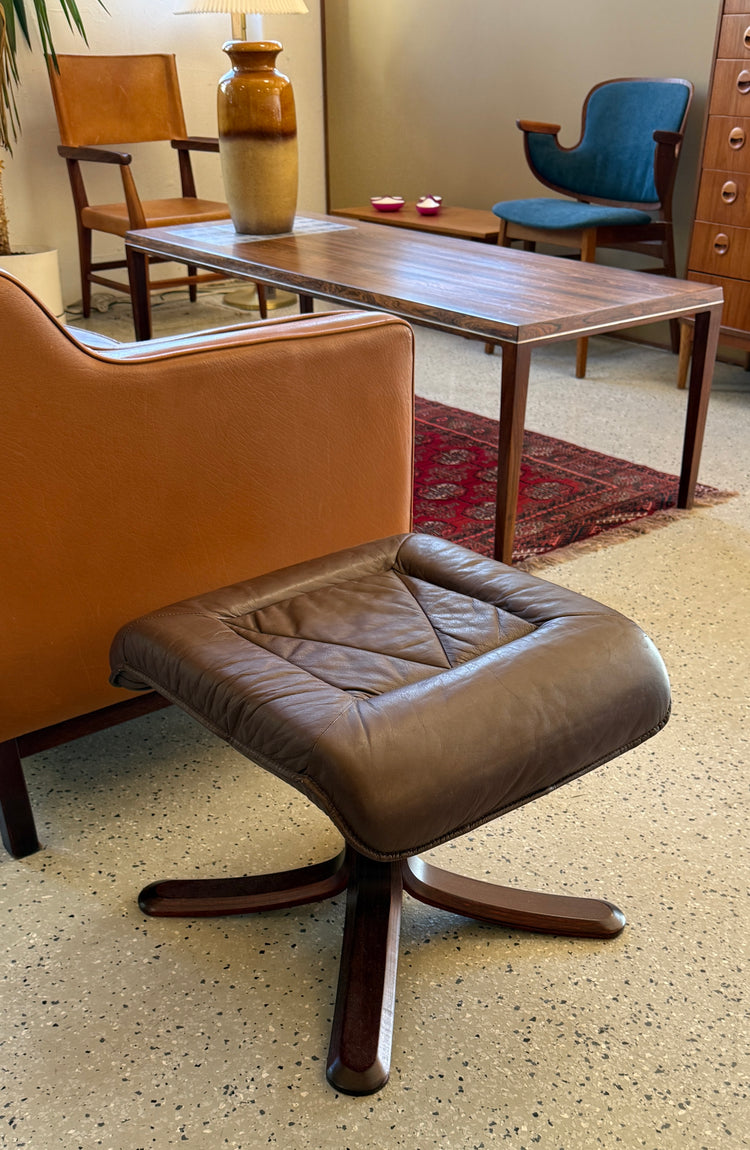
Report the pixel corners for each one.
[81,198,229,237]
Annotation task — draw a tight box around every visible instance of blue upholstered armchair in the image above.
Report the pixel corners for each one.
[491,78,693,377]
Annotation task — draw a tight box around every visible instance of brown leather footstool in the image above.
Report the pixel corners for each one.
[110,533,671,1094]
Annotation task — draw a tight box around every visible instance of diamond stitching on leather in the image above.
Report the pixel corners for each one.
[225,570,537,698]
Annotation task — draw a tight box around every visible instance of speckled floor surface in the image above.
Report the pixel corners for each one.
[2,291,748,1149]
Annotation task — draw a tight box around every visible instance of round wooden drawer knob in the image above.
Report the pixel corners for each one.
[713,233,730,255]
[729,126,746,149]
[721,180,739,203]
[737,70,750,94]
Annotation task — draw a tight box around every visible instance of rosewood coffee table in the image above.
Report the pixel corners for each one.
[125,215,723,564]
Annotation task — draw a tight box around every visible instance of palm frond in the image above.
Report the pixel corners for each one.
[0,0,106,151]
[0,6,21,153]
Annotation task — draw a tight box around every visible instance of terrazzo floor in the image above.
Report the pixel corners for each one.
[2,289,748,1150]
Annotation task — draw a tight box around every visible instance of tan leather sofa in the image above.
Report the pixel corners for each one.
[0,271,414,857]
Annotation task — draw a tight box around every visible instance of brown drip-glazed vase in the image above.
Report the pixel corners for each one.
[218,41,298,235]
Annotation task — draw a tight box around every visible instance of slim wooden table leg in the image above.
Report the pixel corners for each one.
[298,293,315,314]
[126,246,153,340]
[678,305,721,508]
[676,320,693,389]
[327,852,403,1095]
[494,340,533,565]
[575,228,597,379]
[575,337,589,379]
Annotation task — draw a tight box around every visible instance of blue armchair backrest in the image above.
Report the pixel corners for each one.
[526,79,692,205]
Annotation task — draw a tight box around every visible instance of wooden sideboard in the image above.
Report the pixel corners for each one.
[681,0,750,383]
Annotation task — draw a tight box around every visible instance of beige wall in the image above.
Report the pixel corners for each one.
[3,1,724,307]
[323,0,722,274]
[4,0,326,305]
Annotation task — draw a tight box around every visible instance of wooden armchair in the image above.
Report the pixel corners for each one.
[0,270,414,858]
[489,78,693,376]
[46,53,266,318]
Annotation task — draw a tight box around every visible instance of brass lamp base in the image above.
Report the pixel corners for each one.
[223,286,298,312]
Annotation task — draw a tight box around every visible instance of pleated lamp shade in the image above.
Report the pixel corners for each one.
[176,1,310,40]
[176,0,308,40]
[175,1,309,13]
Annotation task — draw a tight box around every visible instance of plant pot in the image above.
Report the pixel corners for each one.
[0,247,65,318]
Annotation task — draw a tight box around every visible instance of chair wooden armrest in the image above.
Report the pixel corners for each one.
[652,130,683,146]
[516,119,561,136]
[653,131,685,208]
[171,136,220,153]
[57,144,133,166]
[57,143,146,230]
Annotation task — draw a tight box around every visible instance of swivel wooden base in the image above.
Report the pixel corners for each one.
[139,847,625,1095]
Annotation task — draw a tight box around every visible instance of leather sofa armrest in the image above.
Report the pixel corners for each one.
[1,275,416,742]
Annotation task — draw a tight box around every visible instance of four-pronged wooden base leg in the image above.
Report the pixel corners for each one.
[138,849,350,917]
[138,849,625,1094]
[326,851,403,1094]
[402,856,626,938]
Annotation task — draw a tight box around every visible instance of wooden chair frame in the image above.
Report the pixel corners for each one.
[488,78,693,377]
[47,53,266,319]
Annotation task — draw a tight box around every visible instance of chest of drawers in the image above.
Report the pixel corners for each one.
[684,0,750,377]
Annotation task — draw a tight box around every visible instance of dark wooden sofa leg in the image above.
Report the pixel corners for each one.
[1,693,173,860]
[0,739,41,859]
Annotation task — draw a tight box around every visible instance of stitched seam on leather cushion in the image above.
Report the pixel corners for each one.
[391,572,537,666]
[109,667,671,862]
[229,570,531,669]
[113,609,225,645]
[392,570,453,664]
[222,572,455,671]
[226,623,450,665]
[110,661,358,782]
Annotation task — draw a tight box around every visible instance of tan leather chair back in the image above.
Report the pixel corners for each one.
[47,54,188,146]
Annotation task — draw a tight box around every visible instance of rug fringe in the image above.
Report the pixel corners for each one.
[514,490,737,572]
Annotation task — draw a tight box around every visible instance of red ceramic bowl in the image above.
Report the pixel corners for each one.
[416,195,443,216]
[371,196,405,212]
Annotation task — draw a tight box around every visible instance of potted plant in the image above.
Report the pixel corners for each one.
[0,0,105,313]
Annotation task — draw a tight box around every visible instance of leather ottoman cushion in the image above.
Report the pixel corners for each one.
[110,534,670,860]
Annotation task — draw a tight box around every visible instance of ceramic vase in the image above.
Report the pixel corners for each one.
[218,41,298,236]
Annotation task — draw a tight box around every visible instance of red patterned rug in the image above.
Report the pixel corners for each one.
[414,396,732,567]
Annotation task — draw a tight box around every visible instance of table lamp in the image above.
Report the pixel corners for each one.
[176,0,309,308]
[175,0,309,41]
